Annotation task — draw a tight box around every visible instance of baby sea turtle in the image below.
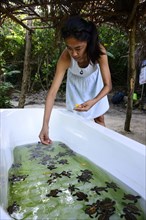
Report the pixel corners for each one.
[65,149,76,156]
[7,201,19,215]
[59,142,67,148]
[68,184,79,194]
[29,151,44,160]
[83,169,93,175]
[11,163,22,168]
[98,210,115,220]
[91,186,108,195]
[35,145,43,150]
[122,203,141,215]
[46,189,62,197]
[121,210,137,220]
[47,178,56,185]
[61,171,72,178]
[55,152,68,157]
[73,191,89,202]
[39,161,47,165]
[77,169,93,183]
[43,155,53,161]
[105,181,120,191]
[58,159,69,165]
[85,202,99,218]
[50,172,62,179]
[99,198,116,213]
[122,193,141,203]
[9,174,28,184]
[47,164,57,170]
[39,154,53,165]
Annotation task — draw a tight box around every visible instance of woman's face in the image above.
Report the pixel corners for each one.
[65,37,87,62]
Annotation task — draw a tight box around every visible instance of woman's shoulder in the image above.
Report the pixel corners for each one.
[99,44,107,55]
[97,44,108,64]
[57,48,71,70]
[60,48,71,63]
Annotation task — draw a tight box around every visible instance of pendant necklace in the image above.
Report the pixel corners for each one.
[80,69,83,75]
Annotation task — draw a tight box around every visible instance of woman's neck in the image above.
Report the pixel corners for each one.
[77,56,90,68]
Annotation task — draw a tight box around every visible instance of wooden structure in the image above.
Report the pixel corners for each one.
[0,0,145,30]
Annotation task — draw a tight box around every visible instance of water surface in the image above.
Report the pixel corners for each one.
[7,141,145,219]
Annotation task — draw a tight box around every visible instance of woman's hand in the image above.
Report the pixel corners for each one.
[74,99,95,112]
[39,126,52,145]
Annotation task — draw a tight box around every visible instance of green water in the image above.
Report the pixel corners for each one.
[7,141,145,219]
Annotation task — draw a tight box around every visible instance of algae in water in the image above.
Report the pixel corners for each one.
[7,141,145,219]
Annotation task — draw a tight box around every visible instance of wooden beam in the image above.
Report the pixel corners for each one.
[124,18,136,131]
[127,0,139,27]
[21,16,40,21]
[27,6,43,20]
[31,25,54,29]
[0,6,32,31]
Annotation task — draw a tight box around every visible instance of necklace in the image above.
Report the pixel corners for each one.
[80,70,83,75]
[78,60,89,75]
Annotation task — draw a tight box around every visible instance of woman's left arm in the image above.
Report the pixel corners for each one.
[97,46,112,98]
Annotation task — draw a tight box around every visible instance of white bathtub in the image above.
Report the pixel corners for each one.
[0,108,146,219]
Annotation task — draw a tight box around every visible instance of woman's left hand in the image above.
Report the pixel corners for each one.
[74,100,95,112]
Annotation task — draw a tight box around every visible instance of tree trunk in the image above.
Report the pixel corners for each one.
[124,19,136,131]
[18,20,32,108]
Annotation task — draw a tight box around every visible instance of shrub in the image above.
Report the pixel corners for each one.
[0,82,14,108]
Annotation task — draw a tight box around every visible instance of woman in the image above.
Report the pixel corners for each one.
[39,16,112,145]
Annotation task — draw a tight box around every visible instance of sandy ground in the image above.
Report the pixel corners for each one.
[11,92,146,146]
[105,104,146,145]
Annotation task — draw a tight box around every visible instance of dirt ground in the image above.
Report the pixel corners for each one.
[11,91,146,145]
[104,104,146,145]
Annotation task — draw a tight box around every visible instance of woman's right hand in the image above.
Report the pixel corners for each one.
[39,126,52,145]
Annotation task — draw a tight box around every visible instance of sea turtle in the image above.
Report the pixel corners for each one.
[73,191,89,202]
[91,185,108,195]
[99,198,116,213]
[122,194,141,203]
[46,189,62,197]
[105,181,120,192]
[61,171,72,178]
[68,184,79,194]
[85,202,99,218]
[7,202,19,215]
[77,169,93,183]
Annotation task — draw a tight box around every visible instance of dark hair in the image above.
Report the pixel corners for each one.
[61,16,104,64]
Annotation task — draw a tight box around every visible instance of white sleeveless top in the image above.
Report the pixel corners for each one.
[66,57,109,119]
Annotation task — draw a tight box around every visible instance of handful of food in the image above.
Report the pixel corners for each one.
[74,104,83,110]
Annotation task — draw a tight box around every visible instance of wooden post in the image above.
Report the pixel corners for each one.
[124,19,136,131]
[18,20,32,108]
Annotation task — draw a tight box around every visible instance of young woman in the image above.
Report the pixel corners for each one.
[39,16,112,145]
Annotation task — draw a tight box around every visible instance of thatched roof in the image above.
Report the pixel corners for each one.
[0,0,146,31]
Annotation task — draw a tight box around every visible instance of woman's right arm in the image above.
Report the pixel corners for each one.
[39,49,70,145]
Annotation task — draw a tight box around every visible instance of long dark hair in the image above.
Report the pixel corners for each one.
[61,16,104,64]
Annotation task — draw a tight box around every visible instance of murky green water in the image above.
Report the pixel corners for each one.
[7,141,145,219]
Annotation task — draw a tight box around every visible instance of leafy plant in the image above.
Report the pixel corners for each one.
[0,82,14,108]
[99,24,129,88]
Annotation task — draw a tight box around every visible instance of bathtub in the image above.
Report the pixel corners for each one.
[0,108,146,219]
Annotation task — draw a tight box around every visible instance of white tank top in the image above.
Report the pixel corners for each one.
[66,57,109,119]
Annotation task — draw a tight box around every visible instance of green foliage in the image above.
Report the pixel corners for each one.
[0,19,25,59]
[99,24,129,88]
[0,19,25,88]
[0,19,63,92]
[0,82,13,108]
[30,24,62,91]
[0,19,130,96]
